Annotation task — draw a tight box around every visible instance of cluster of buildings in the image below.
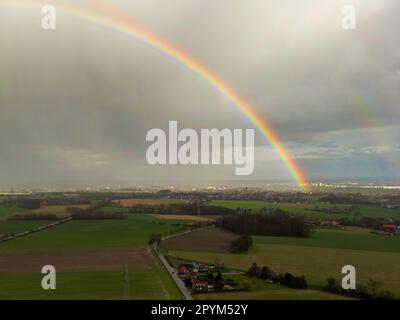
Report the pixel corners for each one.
[381,224,400,235]
[176,262,217,292]
[317,220,400,236]
[319,220,339,227]
[176,262,215,274]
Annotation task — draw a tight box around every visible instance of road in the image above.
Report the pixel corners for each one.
[152,242,193,300]
[152,225,215,300]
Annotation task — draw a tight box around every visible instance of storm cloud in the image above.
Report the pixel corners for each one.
[0,0,399,187]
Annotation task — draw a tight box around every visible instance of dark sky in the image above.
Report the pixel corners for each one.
[0,0,399,188]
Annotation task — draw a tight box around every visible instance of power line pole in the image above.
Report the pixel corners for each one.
[197,200,201,216]
[123,265,130,300]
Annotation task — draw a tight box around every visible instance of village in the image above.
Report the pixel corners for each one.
[317,220,400,236]
[174,261,241,293]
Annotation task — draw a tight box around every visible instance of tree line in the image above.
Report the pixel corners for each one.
[67,206,127,220]
[324,277,397,300]
[247,263,308,289]
[217,211,312,237]
[129,204,237,216]
[230,235,252,253]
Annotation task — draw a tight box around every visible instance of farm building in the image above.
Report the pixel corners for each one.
[381,224,400,234]
[320,220,339,226]
[176,264,191,274]
[191,279,208,292]
[176,262,215,274]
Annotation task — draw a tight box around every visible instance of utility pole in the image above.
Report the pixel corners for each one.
[123,265,130,300]
[197,199,201,216]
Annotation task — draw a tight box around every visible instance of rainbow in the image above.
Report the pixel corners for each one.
[0,0,309,190]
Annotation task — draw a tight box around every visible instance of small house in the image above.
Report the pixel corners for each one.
[191,279,208,292]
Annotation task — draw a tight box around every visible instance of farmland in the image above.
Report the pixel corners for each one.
[1,190,399,300]
[209,200,400,220]
[0,214,187,252]
[161,227,239,252]
[0,220,52,235]
[168,241,400,296]
[0,205,26,219]
[31,205,89,218]
[0,247,156,273]
[254,227,400,253]
[0,213,188,299]
[165,224,400,298]
[151,214,211,221]
[193,274,351,300]
[0,268,180,300]
[112,198,185,207]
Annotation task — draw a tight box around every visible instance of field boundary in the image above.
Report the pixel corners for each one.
[0,217,72,243]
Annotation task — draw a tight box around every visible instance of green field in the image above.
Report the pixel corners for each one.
[209,200,400,220]
[168,243,400,296]
[194,274,350,300]
[0,268,181,300]
[0,205,26,219]
[254,227,400,253]
[100,206,132,214]
[0,214,186,299]
[0,220,53,235]
[0,214,186,252]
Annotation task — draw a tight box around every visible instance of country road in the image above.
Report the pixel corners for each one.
[152,242,193,300]
[152,226,215,300]
[0,217,72,243]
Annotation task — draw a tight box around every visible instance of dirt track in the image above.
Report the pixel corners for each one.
[0,247,156,273]
[161,227,239,253]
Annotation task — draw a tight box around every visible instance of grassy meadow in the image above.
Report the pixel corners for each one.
[209,200,400,220]
[168,243,400,296]
[254,227,400,253]
[0,213,189,299]
[194,274,351,300]
[0,214,188,252]
[0,268,181,300]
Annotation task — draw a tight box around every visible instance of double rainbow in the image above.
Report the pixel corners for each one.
[1,0,309,190]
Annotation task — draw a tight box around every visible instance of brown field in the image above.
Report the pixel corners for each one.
[0,247,156,273]
[161,227,239,253]
[151,214,211,221]
[33,205,89,218]
[112,198,185,207]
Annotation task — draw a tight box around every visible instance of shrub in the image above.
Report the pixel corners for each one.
[324,277,397,300]
[231,235,253,253]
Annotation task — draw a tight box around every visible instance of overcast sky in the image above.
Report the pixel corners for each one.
[0,0,399,188]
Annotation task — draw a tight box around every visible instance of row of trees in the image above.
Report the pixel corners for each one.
[217,212,312,237]
[129,204,237,216]
[6,197,91,209]
[319,193,400,207]
[14,199,42,210]
[247,263,308,289]
[8,213,59,220]
[67,205,127,220]
[70,212,127,220]
[148,234,162,245]
[334,216,400,230]
[324,277,397,300]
